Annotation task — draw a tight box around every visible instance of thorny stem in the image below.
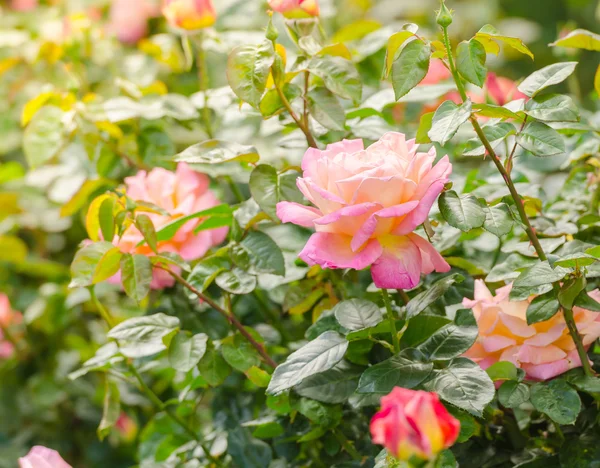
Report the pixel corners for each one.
[302,70,310,126]
[197,32,214,139]
[381,289,400,353]
[157,266,278,369]
[440,21,593,376]
[89,288,221,465]
[273,78,318,148]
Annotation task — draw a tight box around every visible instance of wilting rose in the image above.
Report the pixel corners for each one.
[10,0,37,11]
[267,0,319,18]
[0,294,22,359]
[163,0,217,31]
[276,133,451,289]
[110,0,159,44]
[371,388,460,461]
[112,163,227,289]
[18,446,71,468]
[463,280,600,380]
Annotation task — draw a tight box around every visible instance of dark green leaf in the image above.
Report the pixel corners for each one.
[221,333,261,372]
[227,428,272,468]
[510,261,570,301]
[168,332,208,372]
[517,62,578,97]
[295,361,361,403]
[516,121,566,156]
[482,203,514,237]
[456,39,487,87]
[530,379,581,425]
[215,267,257,294]
[527,290,560,324]
[418,309,478,360]
[187,256,230,292]
[498,381,530,408]
[574,290,600,312]
[120,253,153,301]
[333,298,383,331]
[307,87,346,131]
[232,231,285,276]
[406,274,464,319]
[198,347,231,386]
[249,165,303,221]
[438,191,486,232]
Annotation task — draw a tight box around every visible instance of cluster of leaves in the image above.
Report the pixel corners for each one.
[1,1,600,468]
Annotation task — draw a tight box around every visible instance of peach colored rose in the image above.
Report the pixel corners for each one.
[163,0,216,31]
[10,0,37,11]
[0,294,22,359]
[112,163,227,289]
[268,0,319,18]
[463,280,600,381]
[18,446,71,468]
[110,0,159,44]
[276,133,451,289]
[371,388,460,461]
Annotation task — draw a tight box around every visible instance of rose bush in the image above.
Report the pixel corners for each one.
[2,0,600,467]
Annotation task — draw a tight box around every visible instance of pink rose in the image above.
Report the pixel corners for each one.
[110,0,159,44]
[10,0,38,11]
[267,0,319,18]
[485,72,527,106]
[18,446,71,468]
[0,294,22,359]
[371,388,460,461]
[162,0,217,31]
[463,280,600,381]
[112,163,227,289]
[421,59,452,85]
[276,133,451,289]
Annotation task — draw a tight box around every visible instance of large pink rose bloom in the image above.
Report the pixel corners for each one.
[0,294,22,359]
[19,446,71,468]
[276,133,451,289]
[371,388,459,461]
[268,0,319,18]
[463,280,600,381]
[113,163,227,289]
[110,0,159,44]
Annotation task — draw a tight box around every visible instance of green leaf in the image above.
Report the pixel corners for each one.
[517,62,578,98]
[307,56,362,104]
[383,24,419,78]
[456,39,487,87]
[559,433,600,468]
[554,253,597,268]
[471,103,523,121]
[152,204,232,244]
[498,381,530,408]
[475,24,534,59]
[227,40,275,108]
[391,39,431,100]
[406,273,464,319]
[259,83,302,118]
[486,361,519,382]
[198,347,231,386]
[516,121,565,157]
[332,298,383,331]
[23,105,65,168]
[227,428,272,468]
[510,261,570,301]
[401,315,452,348]
[558,276,586,310]
[525,94,580,122]
[418,309,478,361]
[70,241,120,288]
[187,256,230,292]
[120,253,152,302]
[574,290,600,312]
[424,357,495,416]
[526,290,560,324]
[221,333,261,372]
[108,313,180,358]
[416,111,434,144]
[550,28,600,51]
[438,191,486,232]
[463,123,515,157]
[150,252,190,273]
[249,165,303,221]
[68,343,123,380]
[530,379,581,425]
[428,99,472,146]
[135,214,157,253]
[296,361,362,403]
[307,87,346,131]
[266,331,348,395]
[215,267,257,294]
[357,348,433,394]
[97,379,120,441]
[174,140,260,165]
[482,203,514,237]
[98,197,115,243]
[168,332,208,372]
[232,231,285,276]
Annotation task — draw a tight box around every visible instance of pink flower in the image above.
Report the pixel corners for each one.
[485,73,527,106]
[0,294,22,359]
[18,446,71,468]
[110,0,159,44]
[276,133,451,289]
[10,0,37,11]
[268,0,319,18]
[115,412,137,441]
[463,280,600,381]
[371,388,460,461]
[112,163,227,289]
[421,60,452,85]
[162,0,217,31]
